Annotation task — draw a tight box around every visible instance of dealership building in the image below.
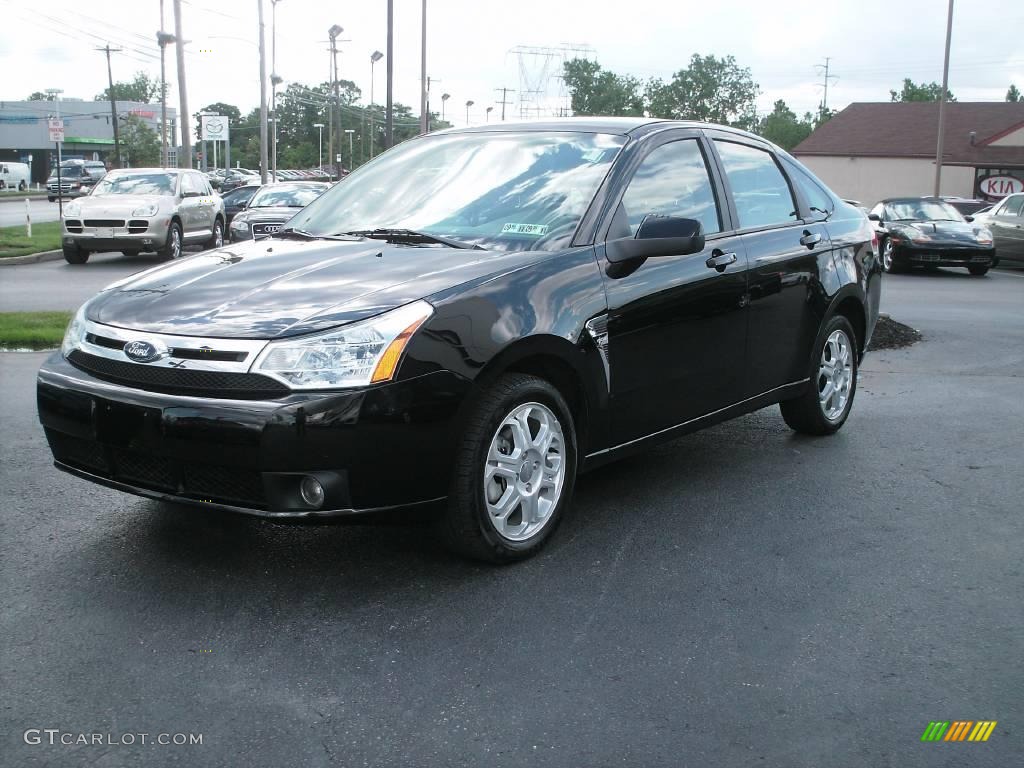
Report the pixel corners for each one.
[0,98,176,185]
[793,102,1024,206]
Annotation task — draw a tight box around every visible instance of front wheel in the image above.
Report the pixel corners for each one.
[62,243,89,264]
[780,315,858,436]
[204,218,224,250]
[18,181,27,191]
[436,374,577,563]
[968,265,989,276]
[156,222,182,261]
[881,239,903,273]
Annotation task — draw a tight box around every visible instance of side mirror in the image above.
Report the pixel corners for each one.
[964,215,974,223]
[182,190,201,198]
[606,216,705,263]
[867,213,881,222]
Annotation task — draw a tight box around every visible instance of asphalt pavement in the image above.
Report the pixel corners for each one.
[1,269,1021,767]
[0,197,62,228]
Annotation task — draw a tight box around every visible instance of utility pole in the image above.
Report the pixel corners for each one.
[419,0,428,134]
[173,0,190,168]
[385,0,394,149]
[814,57,838,120]
[934,0,955,196]
[270,0,283,182]
[495,87,514,121]
[369,50,382,158]
[157,0,171,168]
[328,25,343,180]
[97,45,123,167]
[257,0,268,184]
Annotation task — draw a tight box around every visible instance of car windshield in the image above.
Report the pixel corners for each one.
[92,173,177,196]
[886,199,965,222]
[287,131,627,251]
[51,166,85,178]
[249,185,326,208]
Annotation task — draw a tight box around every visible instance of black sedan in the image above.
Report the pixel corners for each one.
[38,118,880,562]
[219,183,260,227]
[869,197,996,275]
[229,182,330,242]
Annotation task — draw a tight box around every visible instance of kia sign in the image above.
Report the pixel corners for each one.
[48,119,64,143]
[201,115,229,142]
[979,175,1024,199]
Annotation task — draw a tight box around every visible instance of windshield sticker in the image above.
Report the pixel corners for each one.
[501,223,549,237]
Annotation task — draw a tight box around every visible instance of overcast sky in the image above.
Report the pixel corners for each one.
[2,0,1023,127]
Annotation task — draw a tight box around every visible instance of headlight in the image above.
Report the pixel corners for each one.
[131,203,159,216]
[252,300,434,389]
[64,202,81,217]
[61,304,88,358]
[230,219,248,231]
[976,228,993,245]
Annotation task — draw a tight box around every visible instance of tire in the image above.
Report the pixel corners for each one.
[780,315,858,436]
[62,243,89,265]
[18,181,27,191]
[204,217,224,250]
[48,196,55,203]
[156,221,183,261]
[436,373,578,563]
[880,239,903,273]
[968,265,989,276]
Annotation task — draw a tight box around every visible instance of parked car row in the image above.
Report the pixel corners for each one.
[205,167,332,192]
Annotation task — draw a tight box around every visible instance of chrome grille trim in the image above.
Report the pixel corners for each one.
[77,318,270,373]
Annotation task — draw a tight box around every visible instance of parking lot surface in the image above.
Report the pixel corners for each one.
[1,269,1021,766]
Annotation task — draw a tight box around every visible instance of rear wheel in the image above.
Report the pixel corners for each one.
[780,315,858,436]
[48,196,55,203]
[204,218,224,250]
[968,265,989,276]
[156,222,182,261]
[436,374,577,563]
[62,243,89,264]
[18,181,27,191]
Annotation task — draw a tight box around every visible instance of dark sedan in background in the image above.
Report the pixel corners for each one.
[220,183,260,227]
[869,197,996,275]
[39,118,879,563]
[229,182,330,241]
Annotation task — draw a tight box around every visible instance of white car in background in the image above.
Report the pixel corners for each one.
[61,168,225,265]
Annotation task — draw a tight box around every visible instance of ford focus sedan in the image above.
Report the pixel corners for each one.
[38,118,880,562]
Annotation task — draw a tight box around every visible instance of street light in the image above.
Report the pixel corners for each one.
[441,92,450,123]
[486,106,493,122]
[369,50,383,159]
[313,122,324,171]
[465,99,474,125]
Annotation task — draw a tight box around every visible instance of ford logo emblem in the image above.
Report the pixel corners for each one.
[123,340,167,363]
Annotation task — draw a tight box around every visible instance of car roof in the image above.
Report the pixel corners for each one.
[879,196,952,204]
[434,116,763,140]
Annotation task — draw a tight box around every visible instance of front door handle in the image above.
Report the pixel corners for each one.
[800,230,822,248]
[705,250,737,271]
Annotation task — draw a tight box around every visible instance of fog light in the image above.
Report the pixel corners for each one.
[299,476,325,508]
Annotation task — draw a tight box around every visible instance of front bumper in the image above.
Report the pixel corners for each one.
[63,217,170,252]
[37,352,470,517]
[892,242,996,267]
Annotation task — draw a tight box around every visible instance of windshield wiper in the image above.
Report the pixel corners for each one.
[340,228,483,250]
[275,227,320,240]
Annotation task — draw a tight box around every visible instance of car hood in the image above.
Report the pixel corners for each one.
[87,237,548,339]
[235,206,302,221]
[891,220,989,243]
[71,194,170,215]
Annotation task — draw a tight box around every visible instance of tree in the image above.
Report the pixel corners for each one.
[27,91,56,101]
[889,78,955,103]
[646,54,759,129]
[562,58,644,116]
[1007,84,1022,103]
[758,100,813,150]
[119,115,160,167]
[95,71,162,103]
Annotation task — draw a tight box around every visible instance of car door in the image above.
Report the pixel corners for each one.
[708,135,833,398]
[178,172,201,237]
[989,194,1024,259]
[600,131,750,445]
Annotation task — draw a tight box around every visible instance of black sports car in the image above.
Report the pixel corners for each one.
[38,118,880,562]
[869,197,996,275]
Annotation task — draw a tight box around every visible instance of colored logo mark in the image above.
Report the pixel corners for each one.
[921,721,997,742]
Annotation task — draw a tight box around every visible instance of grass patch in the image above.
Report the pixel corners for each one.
[0,311,72,349]
[0,220,63,258]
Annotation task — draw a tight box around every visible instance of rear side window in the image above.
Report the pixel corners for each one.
[715,141,798,229]
[618,139,722,237]
[781,157,833,219]
[1001,195,1024,217]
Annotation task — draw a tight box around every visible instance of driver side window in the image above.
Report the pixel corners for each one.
[617,139,722,238]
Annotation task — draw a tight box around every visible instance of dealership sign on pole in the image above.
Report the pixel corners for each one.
[48,119,65,143]
[979,175,1024,199]
[200,114,229,142]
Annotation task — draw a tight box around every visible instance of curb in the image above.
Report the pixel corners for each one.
[0,249,63,266]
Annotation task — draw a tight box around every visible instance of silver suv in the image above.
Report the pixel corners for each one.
[61,168,225,265]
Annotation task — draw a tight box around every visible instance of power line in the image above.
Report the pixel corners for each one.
[814,57,839,113]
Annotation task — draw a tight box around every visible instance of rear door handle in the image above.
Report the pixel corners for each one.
[800,230,822,248]
[705,250,737,271]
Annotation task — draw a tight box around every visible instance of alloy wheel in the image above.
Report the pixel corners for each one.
[818,329,853,421]
[170,228,181,259]
[483,401,566,542]
[882,240,893,271]
[213,221,223,248]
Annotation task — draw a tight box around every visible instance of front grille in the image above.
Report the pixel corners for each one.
[84,219,126,228]
[46,428,267,508]
[127,219,148,233]
[65,219,83,233]
[67,349,289,399]
[84,334,248,363]
[251,221,285,238]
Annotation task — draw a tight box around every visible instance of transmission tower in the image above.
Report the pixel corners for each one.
[508,43,595,119]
